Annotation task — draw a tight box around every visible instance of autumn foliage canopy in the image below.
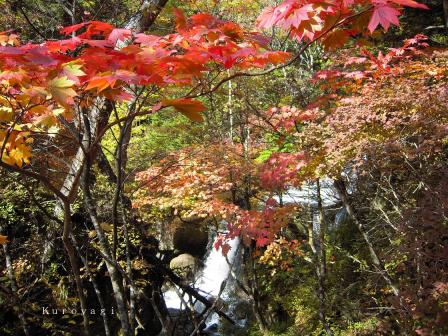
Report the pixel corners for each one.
[1,0,447,335]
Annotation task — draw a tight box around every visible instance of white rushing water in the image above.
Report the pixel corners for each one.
[275,178,340,207]
[163,236,240,310]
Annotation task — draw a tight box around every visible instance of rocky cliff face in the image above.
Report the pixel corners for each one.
[157,216,209,257]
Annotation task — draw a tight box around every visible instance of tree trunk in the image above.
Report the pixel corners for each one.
[72,236,112,336]
[247,245,268,333]
[61,201,91,336]
[333,179,400,297]
[121,201,136,332]
[137,0,169,32]
[82,163,132,336]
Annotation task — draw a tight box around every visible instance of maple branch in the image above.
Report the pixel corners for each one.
[187,7,373,99]
[245,98,286,137]
[0,161,67,201]
[17,4,47,40]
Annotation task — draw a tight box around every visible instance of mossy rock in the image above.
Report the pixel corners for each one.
[169,253,199,280]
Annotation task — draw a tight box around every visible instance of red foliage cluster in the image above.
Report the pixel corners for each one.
[257,0,427,47]
[133,143,241,218]
[315,34,430,85]
[0,13,289,167]
[134,141,300,251]
[259,152,307,190]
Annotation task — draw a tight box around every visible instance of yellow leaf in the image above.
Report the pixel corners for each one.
[8,143,32,167]
[29,105,48,115]
[23,86,48,100]
[48,76,77,107]
[0,107,12,122]
[100,223,114,232]
[62,62,86,77]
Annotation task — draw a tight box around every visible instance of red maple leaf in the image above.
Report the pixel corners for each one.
[368,4,401,32]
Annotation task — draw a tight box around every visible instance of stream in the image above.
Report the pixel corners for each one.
[163,235,242,334]
[162,179,344,335]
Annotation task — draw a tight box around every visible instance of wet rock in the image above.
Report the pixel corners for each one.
[169,253,199,280]
[203,322,219,334]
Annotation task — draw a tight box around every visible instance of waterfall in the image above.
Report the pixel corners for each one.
[163,179,344,334]
[276,178,340,207]
[195,237,240,300]
[163,236,241,327]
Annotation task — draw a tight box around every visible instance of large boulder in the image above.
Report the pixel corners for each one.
[169,253,199,280]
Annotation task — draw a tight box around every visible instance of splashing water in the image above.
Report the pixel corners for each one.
[164,236,240,310]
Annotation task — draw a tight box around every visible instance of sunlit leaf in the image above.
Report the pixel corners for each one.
[162,98,205,122]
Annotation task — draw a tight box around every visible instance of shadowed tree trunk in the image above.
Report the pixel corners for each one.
[72,236,112,336]
[35,2,170,334]
[334,179,401,297]
[61,200,91,335]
